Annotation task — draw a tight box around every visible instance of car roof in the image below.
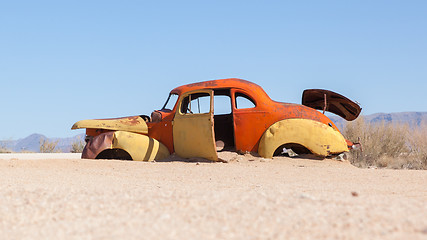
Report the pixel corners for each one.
[170,78,269,99]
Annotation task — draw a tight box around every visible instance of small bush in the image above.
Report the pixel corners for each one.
[0,140,13,153]
[0,146,12,153]
[39,138,61,153]
[407,122,427,169]
[71,137,85,153]
[343,117,426,170]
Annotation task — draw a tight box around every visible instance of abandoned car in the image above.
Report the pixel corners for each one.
[72,78,361,161]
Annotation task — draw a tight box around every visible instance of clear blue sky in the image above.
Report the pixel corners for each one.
[1,0,426,139]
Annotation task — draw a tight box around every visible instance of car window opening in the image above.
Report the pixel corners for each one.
[162,93,179,111]
[180,92,210,114]
[235,92,256,109]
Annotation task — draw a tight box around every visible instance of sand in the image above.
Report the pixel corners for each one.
[0,153,426,239]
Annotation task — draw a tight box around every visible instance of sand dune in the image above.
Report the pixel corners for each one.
[0,154,426,239]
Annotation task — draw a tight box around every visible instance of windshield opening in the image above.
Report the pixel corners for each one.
[162,93,179,111]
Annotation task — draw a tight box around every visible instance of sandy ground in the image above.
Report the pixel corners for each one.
[0,153,426,240]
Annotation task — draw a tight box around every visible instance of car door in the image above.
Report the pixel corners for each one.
[232,89,266,152]
[173,89,218,161]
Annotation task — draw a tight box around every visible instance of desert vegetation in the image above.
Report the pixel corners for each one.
[39,138,61,153]
[0,144,12,153]
[343,117,427,170]
[70,137,85,153]
[0,139,13,153]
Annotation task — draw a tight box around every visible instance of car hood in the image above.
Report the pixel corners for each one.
[71,115,148,134]
[302,89,362,121]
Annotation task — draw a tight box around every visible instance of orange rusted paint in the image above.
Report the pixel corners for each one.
[159,78,344,153]
[73,78,359,160]
[147,111,175,153]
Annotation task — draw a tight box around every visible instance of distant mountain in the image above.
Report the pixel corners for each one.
[14,133,45,152]
[329,112,427,129]
[0,133,85,153]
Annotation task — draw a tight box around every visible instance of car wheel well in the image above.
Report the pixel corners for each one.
[273,143,311,156]
[96,148,133,160]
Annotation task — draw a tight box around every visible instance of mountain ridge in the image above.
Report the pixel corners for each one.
[1,133,85,153]
[329,111,427,130]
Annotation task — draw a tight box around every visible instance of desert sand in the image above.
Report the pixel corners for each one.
[0,153,426,239]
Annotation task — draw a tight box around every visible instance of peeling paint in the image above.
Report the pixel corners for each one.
[72,78,359,161]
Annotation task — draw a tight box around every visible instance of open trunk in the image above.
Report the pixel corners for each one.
[302,89,362,121]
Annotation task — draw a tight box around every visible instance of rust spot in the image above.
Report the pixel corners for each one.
[75,78,356,160]
[184,81,219,88]
[119,116,142,125]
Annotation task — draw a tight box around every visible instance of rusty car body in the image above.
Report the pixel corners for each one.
[72,78,361,161]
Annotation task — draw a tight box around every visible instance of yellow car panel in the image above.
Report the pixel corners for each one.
[259,118,348,158]
[112,131,169,161]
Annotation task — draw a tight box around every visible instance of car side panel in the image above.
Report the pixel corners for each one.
[147,113,175,154]
[232,97,339,154]
[233,109,270,152]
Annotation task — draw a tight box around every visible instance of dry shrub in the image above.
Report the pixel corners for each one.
[406,122,427,169]
[342,117,427,169]
[0,145,12,153]
[39,138,61,153]
[0,140,13,153]
[71,137,85,153]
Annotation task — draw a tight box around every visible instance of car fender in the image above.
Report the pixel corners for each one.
[258,118,348,158]
[82,131,170,161]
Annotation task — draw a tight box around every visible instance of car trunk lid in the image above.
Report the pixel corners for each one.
[302,89,362,121]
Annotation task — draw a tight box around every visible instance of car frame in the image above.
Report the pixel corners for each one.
[72,78,361,161]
